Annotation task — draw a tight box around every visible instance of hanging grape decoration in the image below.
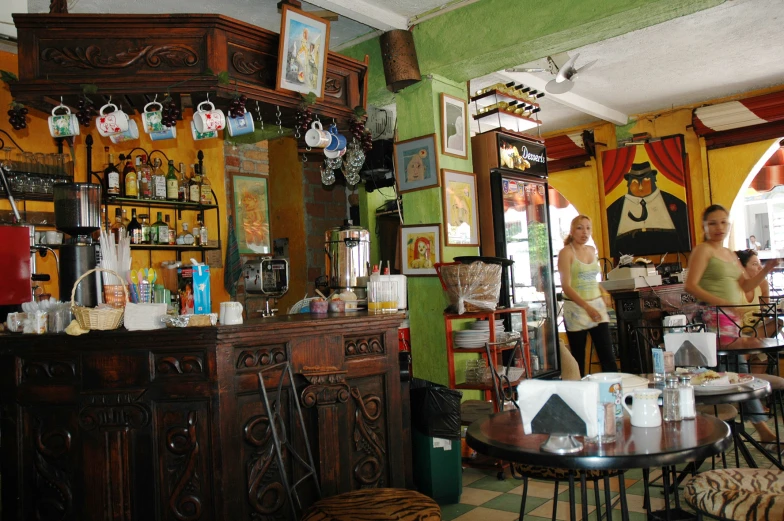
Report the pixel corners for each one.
[7,103,28,131]
[349,112,373,153]
[75,96,95,128]
[229,95,247,118]
[161,96,181,128]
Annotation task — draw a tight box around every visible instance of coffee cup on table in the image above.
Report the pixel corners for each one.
[220,301,243,325]
[96,103,130,137]
[141,101,165,134]
[305,121,331,148]
[48,104,80,138]
[193,101,226,133]
[582,373,624,418]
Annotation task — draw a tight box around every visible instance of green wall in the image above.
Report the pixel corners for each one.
[341,0,724,105]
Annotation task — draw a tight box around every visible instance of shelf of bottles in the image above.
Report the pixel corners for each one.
[99,147,222,261]
[471,81,543,134]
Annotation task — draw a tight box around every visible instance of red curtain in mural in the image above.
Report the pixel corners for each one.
[644,137,685,185]
[602,146,635,195]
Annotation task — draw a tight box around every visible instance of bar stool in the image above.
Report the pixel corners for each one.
[256,362,441,521]
[685,469,784,520]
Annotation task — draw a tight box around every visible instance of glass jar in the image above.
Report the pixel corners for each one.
[678,375,696,420]
[662,376,681,422]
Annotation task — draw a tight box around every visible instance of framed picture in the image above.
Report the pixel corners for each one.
[276,5,330,100]
[232,174,271,254]
[441,169,480,246]
[440,93,468,158]
[394,134,440,194]
[400,224,442,276]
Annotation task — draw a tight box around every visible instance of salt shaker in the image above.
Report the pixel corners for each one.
[662,375,681,422]
[678,375,696,420]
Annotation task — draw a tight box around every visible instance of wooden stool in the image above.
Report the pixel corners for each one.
[685,468,784,520]
[301,488,441,520]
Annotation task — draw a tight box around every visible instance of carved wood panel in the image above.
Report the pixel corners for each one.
[38,39,204,76]
[156,402,213,521]
[152,351,207,381]
[345,376,389,489]
[344,335,384,357]
[227,43,276,88]
[20,357,79,385]
[235,344,288,372]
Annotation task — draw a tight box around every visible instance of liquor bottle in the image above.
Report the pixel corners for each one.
[199,165,211,205]
[176,222,195,245]
[127,209,142,244]
[166,160,179,201]
[504,101,519,113]
[110,208,125,242]
[177,162,188,202]
[121,208,130,228]
[138,155,152,200]
[123,157,137,198]
[195,213,206,246]
[151,211,168,245]
[139,214,151,244]
[152,159,167,200]
[189,165,201,203]
[104,149,120,196]
[199,221,208,247]
[192,221,200,246]
[165,215,175,245]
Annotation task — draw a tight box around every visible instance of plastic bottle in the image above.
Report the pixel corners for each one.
[368,265,381,313]
[382,265,397,312]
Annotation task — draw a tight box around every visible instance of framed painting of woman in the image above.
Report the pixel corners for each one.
[400,224,441,276]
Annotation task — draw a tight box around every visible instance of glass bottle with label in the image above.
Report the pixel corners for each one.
[199,214,208,247]
[165,215,175,245]
[110,208,125,242]
[138,155,152,200]
[178,162,188,202]
[189,165,201,203]
[124,157,138,198]
[151,211,167,245]
[121,208,130,228]
[127,209,142,244]
[152,158,167,200]
[139,214,151,244]
[166,160,179,201]
[200,166,211,205]
[176,223,195,245]
[104,149,120,196]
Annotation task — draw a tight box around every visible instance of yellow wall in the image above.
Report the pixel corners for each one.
[0,49,229,305]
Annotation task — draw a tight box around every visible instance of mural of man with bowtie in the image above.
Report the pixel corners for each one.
[603,136,692,258]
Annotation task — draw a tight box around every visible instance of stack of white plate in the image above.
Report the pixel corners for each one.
[453,330,491,348]
[469,319,505,333]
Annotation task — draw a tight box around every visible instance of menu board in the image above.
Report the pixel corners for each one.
[496,133,548,178]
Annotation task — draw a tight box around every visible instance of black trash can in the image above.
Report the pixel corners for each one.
[409,378,462,504]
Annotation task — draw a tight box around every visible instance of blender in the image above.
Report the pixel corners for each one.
[54,183,102,307]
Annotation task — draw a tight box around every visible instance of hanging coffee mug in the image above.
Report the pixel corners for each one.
[305,121,331,148]
[48,104,80,138]
[96,103,130,137]
[193,101,226,133]
[190,120,218,141]
[227,111,255,137]
[324,147,347,159]
[325,123,347,153]
[150,124,177,141]
[109,119,140,144]
[142,101,165,134]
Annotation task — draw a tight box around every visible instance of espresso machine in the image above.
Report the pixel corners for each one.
[242,257,289,317]
[54,183,102,307]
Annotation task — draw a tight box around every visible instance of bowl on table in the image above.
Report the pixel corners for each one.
[310,299,329,314]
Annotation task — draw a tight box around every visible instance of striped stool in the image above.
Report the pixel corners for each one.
[301,488,441,520]
[685,468,784,520]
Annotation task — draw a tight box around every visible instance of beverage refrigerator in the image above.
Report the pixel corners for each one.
[472,130,560,378]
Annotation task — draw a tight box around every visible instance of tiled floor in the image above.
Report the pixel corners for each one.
[440,417,783,521]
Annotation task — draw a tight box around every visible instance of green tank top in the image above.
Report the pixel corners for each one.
[698,256,742,305]
[569,246,602,301]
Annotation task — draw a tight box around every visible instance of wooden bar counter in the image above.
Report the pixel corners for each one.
[0,312,410,520]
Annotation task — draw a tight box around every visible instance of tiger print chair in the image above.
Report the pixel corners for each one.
[257,362,441,521]
[684,468,784,520]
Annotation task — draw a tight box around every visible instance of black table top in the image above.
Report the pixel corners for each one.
[466,411,731,470]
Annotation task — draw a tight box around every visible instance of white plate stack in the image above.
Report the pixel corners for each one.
[469,319,505,334]
[453,329,491,349]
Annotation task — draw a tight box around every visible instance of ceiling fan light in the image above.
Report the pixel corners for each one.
[545,78,573,94]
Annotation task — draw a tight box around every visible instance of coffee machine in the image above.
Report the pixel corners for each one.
[54,183,102,307]
[242,257,289,317]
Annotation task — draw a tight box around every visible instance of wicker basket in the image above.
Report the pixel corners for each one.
[71,268,126,331]
[435,261,502,314]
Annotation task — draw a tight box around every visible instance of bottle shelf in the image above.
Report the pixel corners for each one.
[129,244,221,251]
[470,89,541,110]
[473,108,541,133]
[103,197,218,210]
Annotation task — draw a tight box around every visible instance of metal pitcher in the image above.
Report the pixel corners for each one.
[324,222,370,290]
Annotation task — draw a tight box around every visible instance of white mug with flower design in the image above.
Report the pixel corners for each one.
[96,103,130,137]
[48,105,80,138]
[193,101,226,133]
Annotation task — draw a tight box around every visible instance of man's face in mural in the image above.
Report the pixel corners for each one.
[624,170,658,197]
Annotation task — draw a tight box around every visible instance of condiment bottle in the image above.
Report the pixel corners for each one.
[678,375,696,420]
[662,376,681,422]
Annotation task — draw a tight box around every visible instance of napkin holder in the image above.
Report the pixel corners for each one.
[517,380,599,454]
[664,332,717,367]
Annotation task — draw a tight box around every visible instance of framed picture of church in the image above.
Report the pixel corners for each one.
[602,135,692,258]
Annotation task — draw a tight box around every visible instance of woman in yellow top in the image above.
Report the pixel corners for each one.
[685,204,779,442]
[558,215,617,376]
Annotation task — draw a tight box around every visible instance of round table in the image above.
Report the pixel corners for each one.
[467,411,731,521]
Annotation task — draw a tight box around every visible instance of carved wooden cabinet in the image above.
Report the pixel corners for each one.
[0,313,409,520]
[608,284,699,373]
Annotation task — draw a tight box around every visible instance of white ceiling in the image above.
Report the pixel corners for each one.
[471,0,784,135]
